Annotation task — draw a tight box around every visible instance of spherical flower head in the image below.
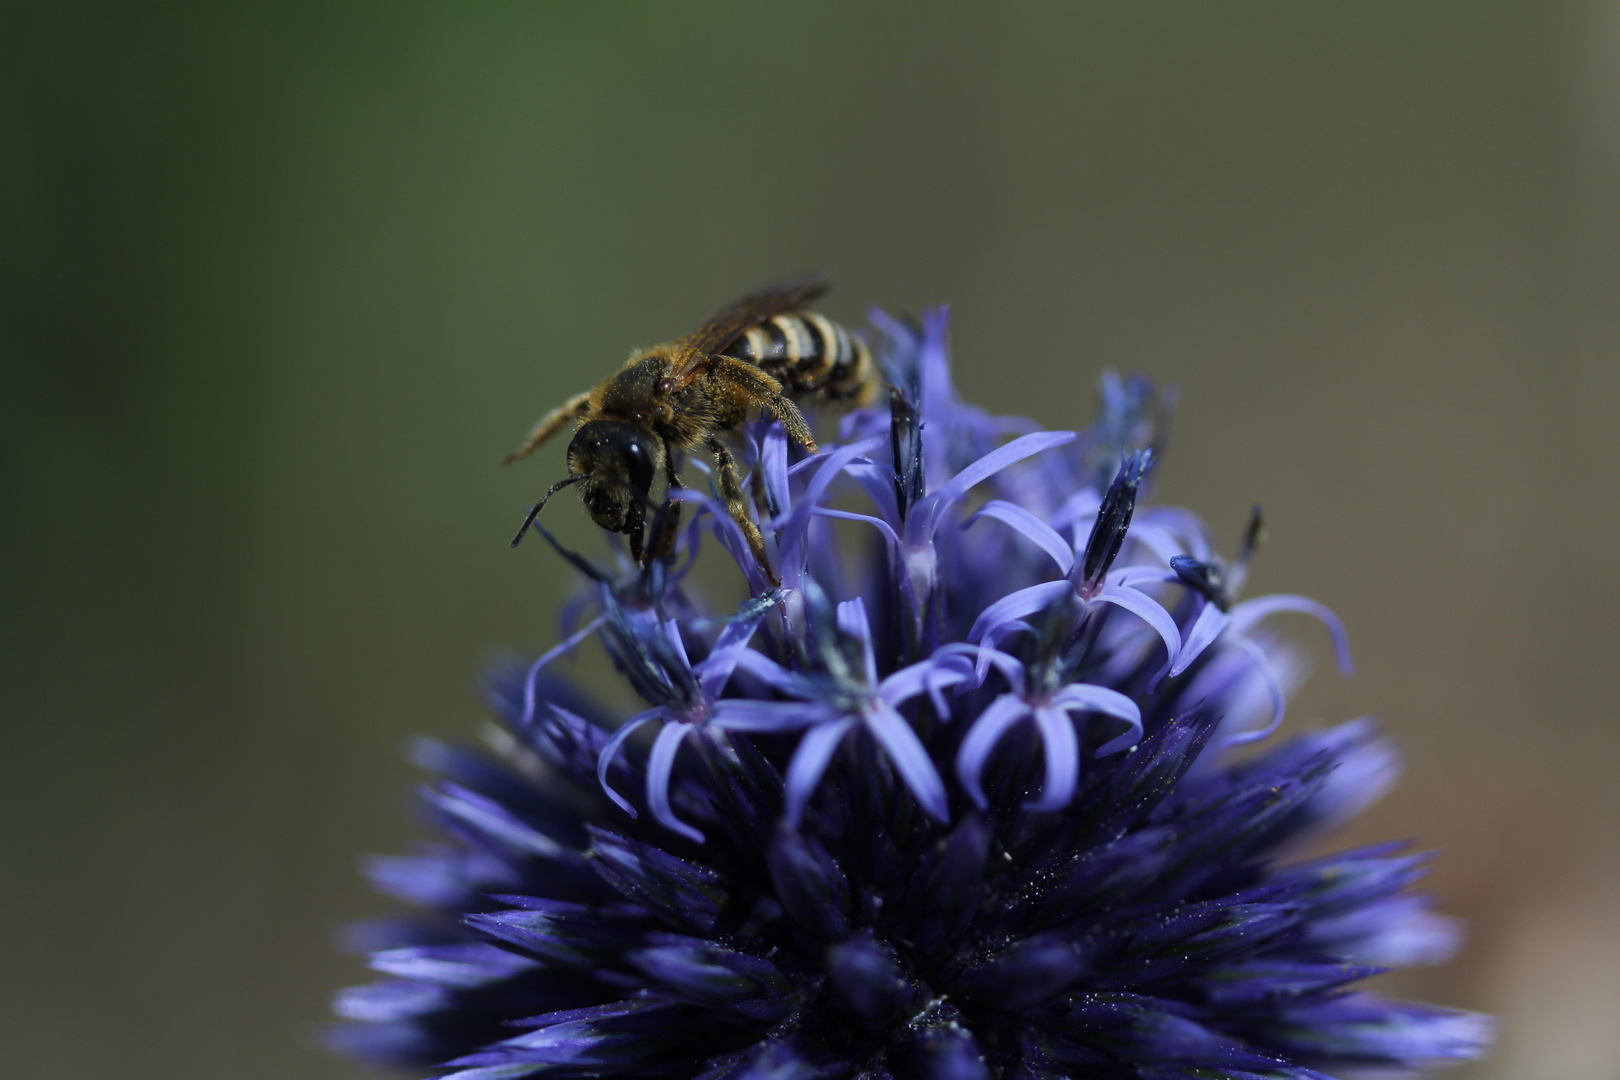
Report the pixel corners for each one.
[331,308,1490,1078]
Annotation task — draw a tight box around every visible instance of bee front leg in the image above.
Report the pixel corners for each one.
[624,500,647,565]
[707,435,777,586]
[503,391,592,465]
[646,438,684,565]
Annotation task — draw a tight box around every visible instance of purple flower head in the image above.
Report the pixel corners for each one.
[332,306,1490,1078]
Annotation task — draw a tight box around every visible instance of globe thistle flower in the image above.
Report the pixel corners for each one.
[331,307,1490,1078]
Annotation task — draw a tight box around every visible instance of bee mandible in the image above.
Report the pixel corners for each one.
[503,274,877,581]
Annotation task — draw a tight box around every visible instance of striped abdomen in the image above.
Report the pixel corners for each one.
[720,311,877,407]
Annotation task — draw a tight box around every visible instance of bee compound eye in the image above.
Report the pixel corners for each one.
[623,437,654,493]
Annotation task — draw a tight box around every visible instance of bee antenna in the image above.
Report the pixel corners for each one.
[511,475,584,548]
[525,517,612,582]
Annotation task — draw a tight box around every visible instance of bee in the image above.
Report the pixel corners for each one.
[504,274,878,580]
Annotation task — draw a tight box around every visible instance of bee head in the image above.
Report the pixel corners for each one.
[567,420,658,534]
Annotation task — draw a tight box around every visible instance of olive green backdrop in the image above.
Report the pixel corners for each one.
[4,3,1617,1077]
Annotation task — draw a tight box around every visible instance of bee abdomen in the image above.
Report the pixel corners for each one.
[722,311,876,406]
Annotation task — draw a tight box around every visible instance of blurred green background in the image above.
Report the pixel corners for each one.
[4,3,1617,1077]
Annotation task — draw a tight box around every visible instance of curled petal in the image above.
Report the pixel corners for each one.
[1220,633,1288,747]
[659,619,690,670]
[1049,682,1143,756]
[936,642,1026,694]
[879,656,972,709]
[596,710,659,817]
[696,615,767,699]
[1229,594,1353,675]
[914,430,1078,542]
[757,424,792,521]
[1134,505,1216,560]
[783,717,857,826]
[924,658,974,718]
[968,580,1072,644]
[786,446,834,477]
[710,699,835,734]
[1049,488,1102,532]
[721,648,819,698]
[841,458,902,527]
[1172,602,1231,676]
[1124,521,1192,566]
[976,624,1036,684]
[1090,583,1182,688]
[814,506,900,550]
[667,487,775,595]
[1106,565,1180,589]
[776,436,886,557]
[955,694,1034,811]
[645,721,703,843]
[968,500,1074,575]
[864,703,950,822]
[1025,705,1080,812]
[836,598,878,685]
[934,430,1077,509]
[521,614,607,728]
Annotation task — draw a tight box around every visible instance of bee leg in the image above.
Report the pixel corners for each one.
[624,500,647,565]
[707,435,778,586]
[764,395,817,454]
[708,357,819,453]
[646,439,684,565]
[503,391,591,465]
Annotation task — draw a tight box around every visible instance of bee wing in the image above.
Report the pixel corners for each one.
[665,273,831,387]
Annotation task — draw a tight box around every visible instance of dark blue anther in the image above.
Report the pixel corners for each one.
[1080,449,1154,585]
[1171,554,1230,611]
